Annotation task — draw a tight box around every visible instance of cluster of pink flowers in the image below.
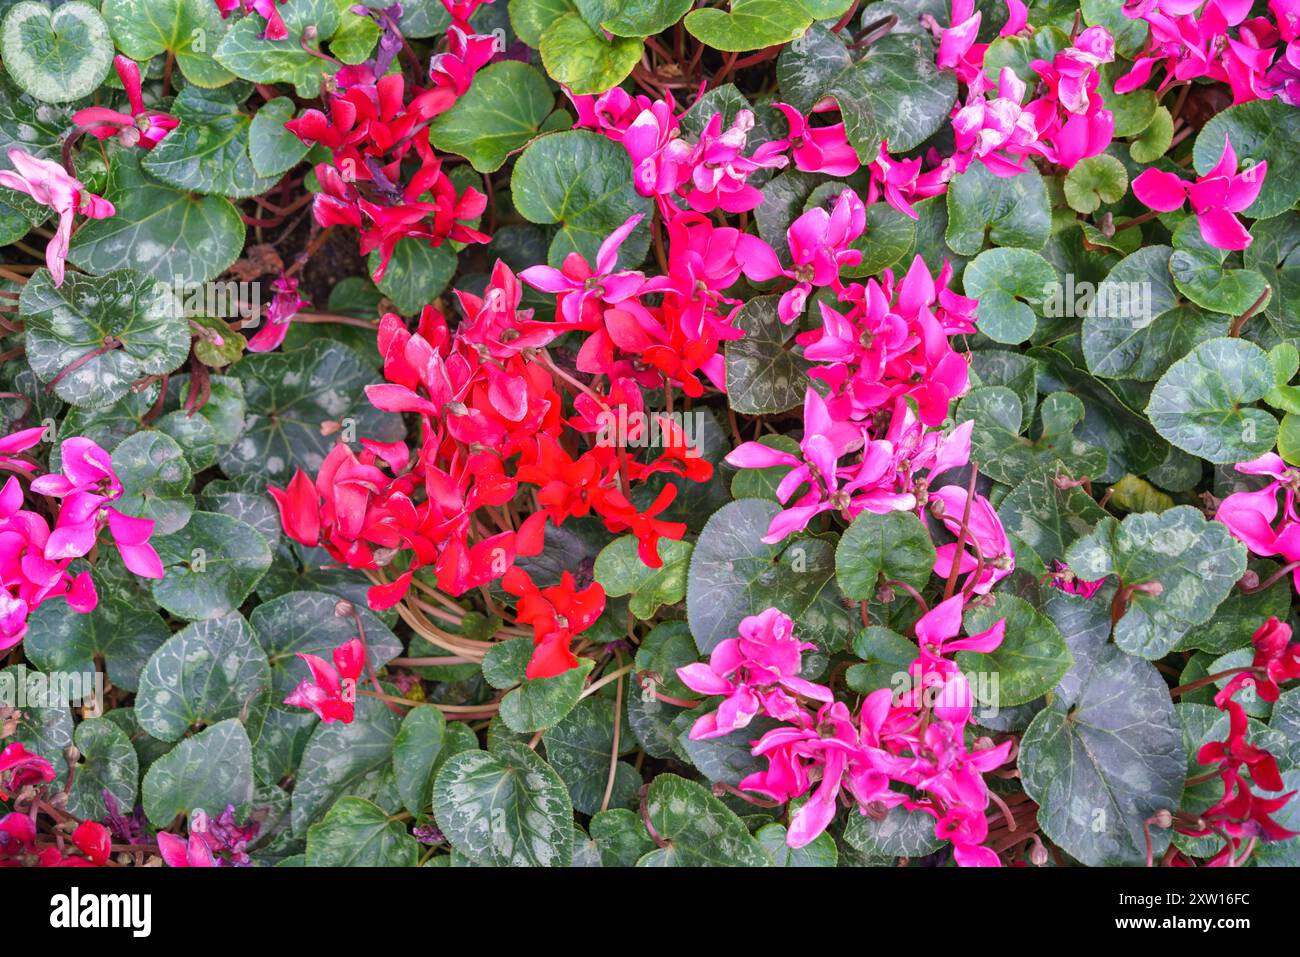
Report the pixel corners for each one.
[679,603,1013,864]
[1215,453,1300,592]
[0,430,163,650]
[1116,0,1300,106]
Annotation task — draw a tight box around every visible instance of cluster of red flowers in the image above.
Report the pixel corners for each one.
[286,0,494,282]
[1175,617,1300,864]
[0,743,112,867]
[270,250,721,678]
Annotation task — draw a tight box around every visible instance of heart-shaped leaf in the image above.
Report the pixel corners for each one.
[291,695,400,837]
[221,339,405,482]
[1244,212,1300,339]
[1065,506,1247,658]
[776,24,955,157]
[248,97,311,178]
[511,129,653,268]
[1168,218,1271,316]
[686,0,831,52]
[725,294,812,415]
[498,658,594,733]
[636,773,770,866]
[687,498,850,655]
[539,12,641,95]
[842,804,942,858]
[143,85,280,198]
[141,718,255,827]
[136,613,271,743]
[432,741,575,866]
[1145,337,1278,464]
[112,430,195,535]
[66,717,139,821]
[1,1,114,103]
[945,162,1051,256]
[391,704,446,818]
[997,464,1108,566]
[959,593,1073,707]
[430,60,558,173]
[214,0,340,97]
[594,535,693,620]
[20,268,190,409]
[835,510,936,602]
[1020,643,1185,866]
[542,697,641,814]
[305,796,419,866]
[68,152,246,283]
[1063,154,1128,214]
[102,0,234,88]
[367,238,457,315]
[963,247,1057,344]
[151,511,273,620]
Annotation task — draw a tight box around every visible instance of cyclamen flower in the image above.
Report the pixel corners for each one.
[676,608,832,739]
[283,638,365,723]
[245,275,308,353]
[866,141,952,218]
[214,0,287,40]
[502,568,604,679]
[951,68,1040,177]
[1215,452,1300,586]
[1132,134,1267,250]
[157,805,261,867]
[0,149,114,286]
[0,742,55,799]
[72,56,177,150]
[71,821,112,867]
[930,484,1015,595]
[670,109,789,214]
[772,103,860,176]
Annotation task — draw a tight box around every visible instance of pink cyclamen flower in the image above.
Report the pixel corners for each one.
[930,485,1015,594]
[676,109,789,214]
[0,742,55,799]
[1132,134,1266,250]
[1216,452,1300,590]
[284,638,366,723]
[867,140,953,218]
[72,56,178,150]
[772,103,861,176]
[156,831,217,868]
[676,608,832,739]
[0,149,114,286]
[246,275,308,353]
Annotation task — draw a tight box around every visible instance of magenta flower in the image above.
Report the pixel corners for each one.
[1132,134,1266,250]
[0,742,55,800]
[867,141,952,218]
[1216,452,1300,590]
[246,275,308,353]
[676,109,789,214]
[676,608,832,739]
[284,638,366,723]
[0,149,114,286]
[951,68,1040,176]
[72,55,178,150]
[772,103,860,176]
[520,214,651,326]
[930,485,1015,594]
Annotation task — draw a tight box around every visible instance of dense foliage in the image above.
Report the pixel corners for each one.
[1,0,1299,869]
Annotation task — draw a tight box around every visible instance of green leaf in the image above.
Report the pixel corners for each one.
[221,340,404,482]
[112,430,195,535]
[845,625,915,696]
[539,12,641,95]
[1168,218,1271,316]
[842,804,942,858]
[0,74,65,241]
[143,85,279,197]
[1064,506,1247,658]
[141,718,254,827]
[776,24,956,157]
[963,247,1056,344]
[291,696,400,837]
[1244,213,1300,339]
[249,97,311,178]
[0,1,114,103]
[685,0,818,52]
[1145,337,1278,464]
[249,590,402,707]
[498,658,594,733]
[589,807,654,865]
[725,294,812,415]
[844,202,915,277]
[755,822,838,866]
[19,268,190,409]
[136,613,271,743]
[543,696,640,814]
[430,60,556,173]
[368,238,457,316]
[511,129,653,268]
[958,593,1072,706]
[835,510,935,602]
[102,0,234,88]
[688,498,849,655]
[66,717,139,821]
[214,0,341,97]
[392,705,447,818]
[1130,105,1173,164]
[1081,246,1228,382]
[151,511,273,620]
[24,576,169,692]
[68,152,245,283]
[997,465,1108,566]
[1020,644,1185,866]
[959,387,1108,486]
[1063,154,1128,214]
[305,796,419,866]
[601,0,694,36]
[432,741,575,866]
[946,162,1051,256]
[594,535,693,620]
[1193,99,1300,220]
[1174,560,1292,654]
[636,773,769,866]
